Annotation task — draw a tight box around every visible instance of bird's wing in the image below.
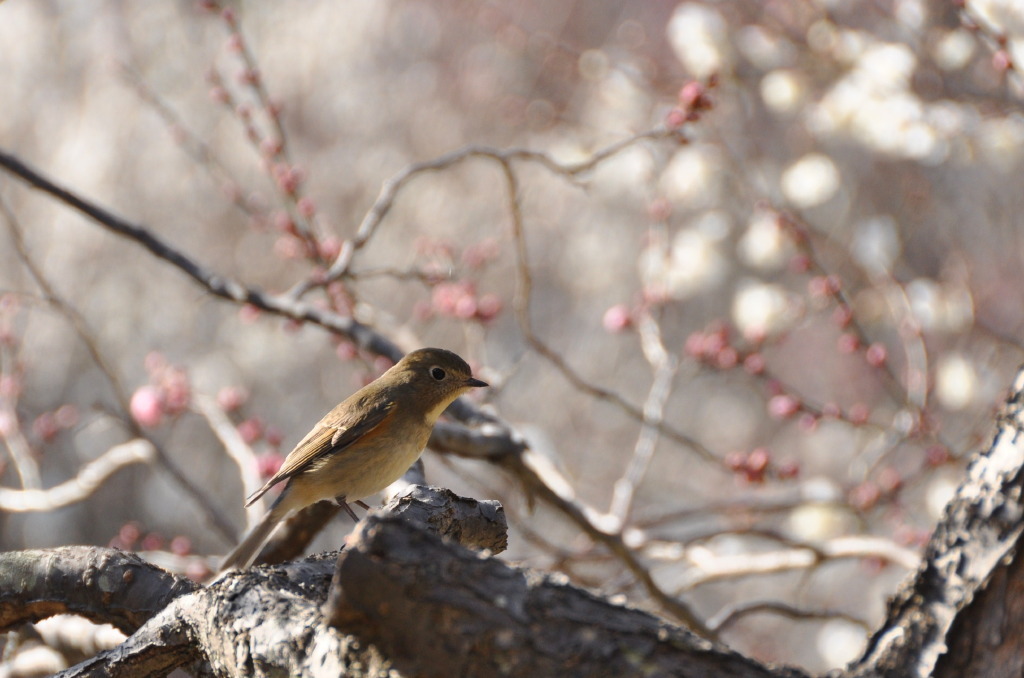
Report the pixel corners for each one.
[244,398,396,507]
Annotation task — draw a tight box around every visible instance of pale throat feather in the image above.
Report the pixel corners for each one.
[423,391,463,424]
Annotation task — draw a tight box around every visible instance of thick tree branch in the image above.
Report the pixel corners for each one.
[325,514,803,678]
[847,366,1024,678]
[0,547,199,635]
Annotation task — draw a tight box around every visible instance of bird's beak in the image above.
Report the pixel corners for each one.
[465,377,488,388]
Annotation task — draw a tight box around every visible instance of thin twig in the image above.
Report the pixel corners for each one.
[669,534,919,592]
[609,311,678,526]
[708,600,871,634]
[119,64,266,221]
[302,127,682,296]
[497,153,718,463]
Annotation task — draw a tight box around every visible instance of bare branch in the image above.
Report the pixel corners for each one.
[671,534,920,592]
[609,311,679,526]
[708,601,871,634]
[0,393,40,490]
[312,127,682,290]
[0,440,154,513]
[192,394,264,532]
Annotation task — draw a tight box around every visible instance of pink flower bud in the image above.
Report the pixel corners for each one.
[678,81,706,108]
[141,532,165,551]
[768,394,800,419]
[776,459,800,479]
[865,342,887,367]
[119,522,142,547]
[743,353,765,375]
[837,333,860,354]
[318,236,341,261]
[602,305,632,333]
[217,386,248,412]
[849,482,881,511]
[257,452,284,479]
[746,447,770,474]
[476,294,503,322]
[0,374,22,399]
[131,386,164,428]
[848,403,870,425]
[239,304,262,323]
[170,535,192,556]
[665,108,687,129]
[297,197,317,219]
[265,425,284,447]
[715,346,738,369]
[32,412,58,442]
[237,417,264,444]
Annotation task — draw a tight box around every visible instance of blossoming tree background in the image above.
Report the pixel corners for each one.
[1,0,1024,675]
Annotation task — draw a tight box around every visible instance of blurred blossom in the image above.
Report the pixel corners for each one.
[807,20,839,55]
[781,153,840,208]
[810,41,948,162]
[587,70,652,133]
[857,42,915,90]
[935,354,977,411]
[736,26,794,70]
[738,209,794,270]
[906,279,941,328]
[977,117,1024,170]
[760,69,805,114]
[894,0,926,30]
[851,216,900,275]
[787,502,854,541]
[817,619,867,668]
[926,472,960,521]
[906,279,974,331]
[592,144,655,197]
[641,213,729,300]
[932,30,975,71]
[732,281,796,340]
[578,49,609,81]
[667,4,731,78]
[832,27,871,64]
[659,144,723,207]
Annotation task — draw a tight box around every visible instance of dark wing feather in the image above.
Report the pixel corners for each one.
[244,398,396,507]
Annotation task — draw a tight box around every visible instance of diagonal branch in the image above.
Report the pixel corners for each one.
[0,149,402,363]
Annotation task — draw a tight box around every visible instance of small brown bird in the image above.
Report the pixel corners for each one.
[219,348,487,572]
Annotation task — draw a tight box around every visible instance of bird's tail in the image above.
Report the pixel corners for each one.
[217,506,285,574]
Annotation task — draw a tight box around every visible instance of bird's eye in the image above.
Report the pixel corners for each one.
[430,367,447,381]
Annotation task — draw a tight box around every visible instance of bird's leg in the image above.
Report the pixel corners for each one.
[333,495,360,522]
